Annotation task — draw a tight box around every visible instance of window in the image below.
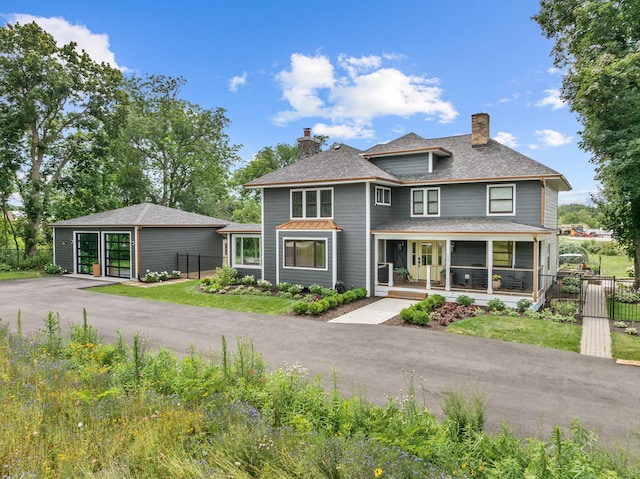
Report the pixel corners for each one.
[488,185,515,215]
[375,186,391,206]
[284,239,326,269]
[233,236,261,267]
[291,188,333,218]
[411,188,440,216]
[493,241,513,267]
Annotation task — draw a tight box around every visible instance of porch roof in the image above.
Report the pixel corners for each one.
[276,219,343,230]
[371,217,554,235]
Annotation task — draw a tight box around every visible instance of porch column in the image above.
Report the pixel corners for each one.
[445,239,451,291]
[487,240,494,294]
[533,236,539,301]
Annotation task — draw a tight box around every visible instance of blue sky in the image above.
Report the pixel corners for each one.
[2,1,593,204]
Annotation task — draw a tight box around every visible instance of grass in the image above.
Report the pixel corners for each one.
[600,254,634,277]
[0,269,46,281]
[90,280,298,315]
[1,314,638,478]
[611,332,640,361]
[446,314,582,353]
[607,299,640,322]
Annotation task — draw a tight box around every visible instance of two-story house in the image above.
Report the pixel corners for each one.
[244,114,571,308]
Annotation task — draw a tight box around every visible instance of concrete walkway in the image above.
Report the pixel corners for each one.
[580,283,612,358]
[328,298,416,324]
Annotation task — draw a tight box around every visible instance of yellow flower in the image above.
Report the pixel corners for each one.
[462,463,467,469]
[374,468,383,477]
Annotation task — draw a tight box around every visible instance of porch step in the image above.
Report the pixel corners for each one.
[387,289,428,301]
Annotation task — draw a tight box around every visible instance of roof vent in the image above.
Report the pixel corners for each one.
[334,144,340,149]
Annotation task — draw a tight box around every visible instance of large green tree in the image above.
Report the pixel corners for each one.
[0,22,122,256]
[230,143,299,223]
[119,74,239,217]
[535,0,640,278]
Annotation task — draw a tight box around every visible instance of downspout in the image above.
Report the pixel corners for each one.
[260,187,265,280]
[332,229,338,288]
[540,179,546,226]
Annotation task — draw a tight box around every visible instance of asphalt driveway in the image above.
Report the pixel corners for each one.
[1,276,639,446]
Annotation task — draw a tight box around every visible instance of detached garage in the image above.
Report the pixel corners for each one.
[51,203,230,280]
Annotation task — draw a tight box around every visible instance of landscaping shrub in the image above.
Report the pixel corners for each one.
[352,287,367,299]
[550,299,577,317]
[288,283,304,295]
[43,263,66,275]
[309,283,323,294]
[277,282,291,292]
[430,303,479,326]
[277,291,294,299]
[517,298,533,312]
[325,295,338,308]
[208,265,238,287]
[257,279,272,289]
[561,276,582,294]
[307,300,327,315]
[415,294,446,313]
[609,289,640,304]
[241,274,256,285]
[293,302,309,315]
[342,290,358,303]
[399,305,430,325]
[487,298,506,312]
[321,287,337,297]
[456,295,475,307]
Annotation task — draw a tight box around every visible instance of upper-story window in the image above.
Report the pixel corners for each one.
[411,187,440,217]
[375,186,391,206]
[487,184,515,215]
[291,188,333,219]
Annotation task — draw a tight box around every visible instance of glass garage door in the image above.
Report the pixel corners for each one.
[105,233,131,278]
[76,233,99,275]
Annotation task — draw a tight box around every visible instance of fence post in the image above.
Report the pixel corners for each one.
[612,276,615,320]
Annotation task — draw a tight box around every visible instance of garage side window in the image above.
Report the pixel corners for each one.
[233,236,261,267]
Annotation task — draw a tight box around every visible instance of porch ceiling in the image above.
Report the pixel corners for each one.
[371,216,554,235]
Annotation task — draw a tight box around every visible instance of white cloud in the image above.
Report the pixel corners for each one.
[311,122,376,140]
[273,53,458,139]
[535,129,573,147]
[498,93,521,104]
[494,131,519,148]
[536,89,565,110]
[229,72,247,92]
[6,14,126,71]
[559,190,595,205]
[547,67,560,75]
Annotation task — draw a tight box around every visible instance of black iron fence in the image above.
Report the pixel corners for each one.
[176,253,223,279]
[543,273,640,322]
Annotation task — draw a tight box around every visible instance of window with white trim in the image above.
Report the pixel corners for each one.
[488,184,515,215]
[284,239,327,269]
[493,241,513,267]
[233,235,261,267]
[291,188,333,218]
[411,187,440,216]
[375,186,391,206]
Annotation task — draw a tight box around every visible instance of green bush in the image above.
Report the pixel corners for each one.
[307,300,327,315]
[342,290,358,303]
[456,295,475,307]
[308,283,323,294]
[321,287,337,297]
[415,294,446,313]
[277,291,293,299]
[399,305,430,325]
[516,298,533,312]
[609,289,640,303]
[240,274,256,285]
[293,302,309,315]
[551,299,577,317]
[288,283,304,295]
[325,295,338,308]
[487,298,506,311]
[205,265,238,289]
[352,287,367,299]
[277,282,291,292]
[43,263,66,275]
[257,279,272,289]
[562,276,581,287]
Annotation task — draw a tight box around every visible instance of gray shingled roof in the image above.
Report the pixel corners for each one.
[218,223,261,233]
[371,217,554,234]
[50,203,230,227]
[245,144,400,187]
[246,131,570,190]
[365,134,569,188]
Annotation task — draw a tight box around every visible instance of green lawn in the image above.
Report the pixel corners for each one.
[89,280,298,315]
[606,299,640,322]
[0,270,46,281]
[446,314,582,352]
[611,332,640,361]
[599,254,634,277]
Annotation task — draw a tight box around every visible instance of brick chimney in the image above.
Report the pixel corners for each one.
[297,128,322,160]
[471,113,490,147]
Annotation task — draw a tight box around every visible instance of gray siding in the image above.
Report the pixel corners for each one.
[140,227,223,278]
[53,228,74,272]
[278,231,334,286]
[335,183,367,290]
[370,153,431,176]
[263,188,290,284]
[544,185,558,229]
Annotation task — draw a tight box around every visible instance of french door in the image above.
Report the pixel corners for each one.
[105,233,131,278]
[76,233,99,275]
[410,240,444,282]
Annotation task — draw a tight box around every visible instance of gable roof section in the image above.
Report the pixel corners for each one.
[364,134,571,191]
[245,144,399,188]
[50,203,230,228]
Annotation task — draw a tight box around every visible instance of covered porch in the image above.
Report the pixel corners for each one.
[372,219,556,308]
